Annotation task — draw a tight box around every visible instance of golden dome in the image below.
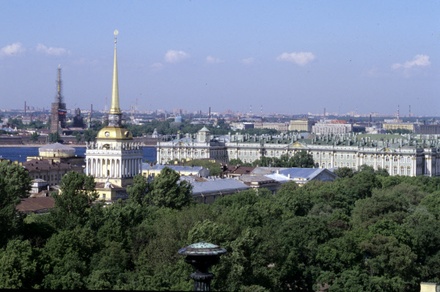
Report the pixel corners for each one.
[97,126,133,140]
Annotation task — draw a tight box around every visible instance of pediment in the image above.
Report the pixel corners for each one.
[289,141,306,148]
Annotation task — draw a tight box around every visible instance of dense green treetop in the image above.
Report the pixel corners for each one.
[50,172,98,230]
[0,160,31,245]
[252,151,315,168]
[2,162,440,290]
[181,159,222,176]
[145,167,193,210]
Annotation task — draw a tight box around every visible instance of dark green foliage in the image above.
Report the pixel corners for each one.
[50,171,98,230]
[28,120,47,129]
[124,119,278,137]
[0,239,37,289]
[146,167,193,209]
[83,129,98,142]
[276,181,311,216]
[6,118,24,129]
[253,150,315,168]
[39,227,97,290]
[334,166,355,178]
[30,132,40,142]
[87,241,131,289]
[229,158,253,167]
[290,150,315,168]
[239,128,279,136]
[126,174,149,205]
[5,158,440,290]
[182,159,223,176]
[48,132,60,143]
[0,160,31,244]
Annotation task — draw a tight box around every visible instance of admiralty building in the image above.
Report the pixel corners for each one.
[156,127,440,177]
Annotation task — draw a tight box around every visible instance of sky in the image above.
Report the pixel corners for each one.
[1,1,439,116]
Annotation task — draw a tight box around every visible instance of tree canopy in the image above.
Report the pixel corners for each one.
[253,150,315,168]
[0,160,31,245]
[2,163,440,290]
[50,171,98,230]
[145,167,193,210]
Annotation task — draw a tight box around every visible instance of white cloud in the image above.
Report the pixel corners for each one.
[36,44,69,56]
[392,54,431,70]
[0,42,25,57]
[277,51,315,66]
[151,62,164,70]
[241,57,254,65]
[164,50,189,63]
[206,55,223,64]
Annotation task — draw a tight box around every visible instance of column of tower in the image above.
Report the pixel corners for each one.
[50,65,67,134]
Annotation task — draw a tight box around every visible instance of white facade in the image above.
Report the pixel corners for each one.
[157,128,228,164]
[312,122,352,135]
[85,141,143,187]
[157,137,440,177]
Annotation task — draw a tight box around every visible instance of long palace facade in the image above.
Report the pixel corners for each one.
[157,128,440,177]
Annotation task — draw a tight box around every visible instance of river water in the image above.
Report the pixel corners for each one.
[0,146,157,163]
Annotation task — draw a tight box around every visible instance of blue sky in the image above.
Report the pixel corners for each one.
[1,1,439,116]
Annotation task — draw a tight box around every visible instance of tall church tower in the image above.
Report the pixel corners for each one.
[85,30,143,201]
[50,65,67,134]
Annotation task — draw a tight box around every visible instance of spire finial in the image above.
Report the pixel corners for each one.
[114,29,119,45]
[109,29,121,117]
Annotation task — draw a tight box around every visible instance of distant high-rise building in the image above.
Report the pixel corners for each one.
[72,108,85,128]
[50,65,67,134]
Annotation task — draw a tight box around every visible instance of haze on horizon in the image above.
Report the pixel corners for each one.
[0,1,439,116]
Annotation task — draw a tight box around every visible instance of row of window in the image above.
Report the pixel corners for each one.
[32,172,65,185]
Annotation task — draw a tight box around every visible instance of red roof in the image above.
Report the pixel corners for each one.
[16,197,55,214]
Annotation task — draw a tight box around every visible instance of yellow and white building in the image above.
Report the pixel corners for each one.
[85,30,143,201]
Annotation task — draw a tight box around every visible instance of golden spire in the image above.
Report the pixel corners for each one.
[109,29,121,115]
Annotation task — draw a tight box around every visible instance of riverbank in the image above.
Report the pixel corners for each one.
[0,146,157,163]
[0,143,157,148]
[0,143,158,148]
[0,144,86,147]
[0,136,158,147]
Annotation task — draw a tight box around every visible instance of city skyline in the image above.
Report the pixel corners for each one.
[1,1,439,116]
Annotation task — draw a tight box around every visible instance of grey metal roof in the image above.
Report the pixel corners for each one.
[265,173,290,182]
[265,167,337,183]
[180,176,249,195]
[239,174,275,183]
[142,164,203,173]
[39,142,75,151]
[279,168,324,180]
[251,167,286,175]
